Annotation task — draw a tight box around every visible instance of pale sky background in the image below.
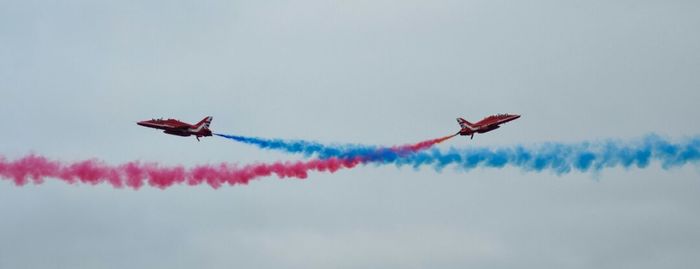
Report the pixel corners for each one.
[1,0,699,268]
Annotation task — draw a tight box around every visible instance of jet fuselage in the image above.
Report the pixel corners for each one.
[137,116,212,141]
[457,114,520,139]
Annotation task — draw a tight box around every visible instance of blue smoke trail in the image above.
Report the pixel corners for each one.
[215,134,378,159]
[397,135,700,174]
[215,133,700,174]
[214,133,432,163]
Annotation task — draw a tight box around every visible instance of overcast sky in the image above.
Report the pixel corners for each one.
[1,0,699,268]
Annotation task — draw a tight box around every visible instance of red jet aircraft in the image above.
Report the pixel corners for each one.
[137,116,213,141]
[457,114,521,139]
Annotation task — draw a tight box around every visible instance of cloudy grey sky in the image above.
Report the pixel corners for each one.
[1,0,699,268]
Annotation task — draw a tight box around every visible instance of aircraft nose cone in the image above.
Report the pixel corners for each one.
[137,121,148,126]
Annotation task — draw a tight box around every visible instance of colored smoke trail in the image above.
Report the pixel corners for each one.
[214,133,457,160]
[216,133,700,174]
[3,135,698,189]
[0,155,362,189]
[0,134,456,189]
[395,134,700,174]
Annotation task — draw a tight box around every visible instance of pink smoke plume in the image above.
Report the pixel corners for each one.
[0,154,363,189]
[0,135,454,189]
[393,133,457,153]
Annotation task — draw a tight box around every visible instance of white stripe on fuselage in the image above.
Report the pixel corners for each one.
[462,124,478,131]
[190,124,205,132]
[146,123,199,132]
[190,120,211,132]
[146,123,176,128]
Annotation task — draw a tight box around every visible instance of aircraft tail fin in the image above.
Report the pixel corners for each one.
[457,117,474,129]
[193,116,213,131]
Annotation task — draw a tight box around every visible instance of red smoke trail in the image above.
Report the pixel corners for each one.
[0,135,455,189]
[0,154,362,189]
[393,133,458,153]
